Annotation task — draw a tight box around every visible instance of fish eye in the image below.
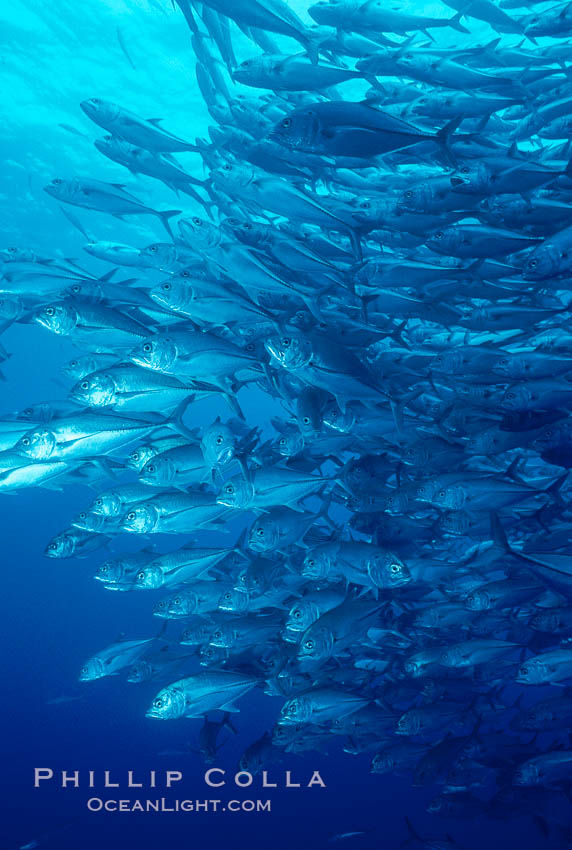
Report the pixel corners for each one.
[127,511,136,520]
[48,543,57,550]
[461,166,469,174]
[225,484,234,493]
[149,245,158,252]
[390,563,401,573]
[282,337,291,347]
[52,179,62,185]
[143,343,152,352]
[281,118,292,128]
[45,307,55,316]
[521,666,528,675]
[153,698,164,708]
[137,571,145,580]
[506,392,515,400]
[404,190,412,199]
[529,259,538,268]
[293,610,301,618]
[308,558,315,566]
[360,201,371,209]
[78,512,87,520]
[246,343,254,351]
[80,381,89,390]
[257,528,265,536]
[304,639,314,649]
[181,270,191,277]
[435,231,443,239]
[192,217,202,226]
[162,282,171,291]
[438,490,446,498]
[279,437,287,445]
[303,416,310,424]
[21,437,30,446]
[146,464,155,473]
[222,163,232,172]
[173,596,181,605]
[94,498,103,506]
[223,592,232,600]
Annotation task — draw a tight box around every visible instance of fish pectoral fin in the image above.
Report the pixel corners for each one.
[218,701,241,713]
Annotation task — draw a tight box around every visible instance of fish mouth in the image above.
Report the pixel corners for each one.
[145,708,162,719]
[34,314,53,329]
[130,353,151,368]
[68,390,86,404]
[351,211,370,224]
[450,177,467,188]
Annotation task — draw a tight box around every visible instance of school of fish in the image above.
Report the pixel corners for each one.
[4,0,572,842]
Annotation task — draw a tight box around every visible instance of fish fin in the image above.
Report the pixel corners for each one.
[222,712,238,734]
[490,511,511,554]
[436,115,464,147]
[545,472,568,505]
[157,209,182,238]
[218,701,241,713]
[402,817,422,846]
[166,396,196,440]
[448,11,471,34]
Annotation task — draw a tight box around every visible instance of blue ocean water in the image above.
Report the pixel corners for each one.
[3,1,572,848]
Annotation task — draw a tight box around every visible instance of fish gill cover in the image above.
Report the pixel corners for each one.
[3,0,572,847]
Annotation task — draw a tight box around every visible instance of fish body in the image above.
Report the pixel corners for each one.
[147,671,258,718]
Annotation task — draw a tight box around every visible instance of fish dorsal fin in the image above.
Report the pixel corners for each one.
[147,118,164,125]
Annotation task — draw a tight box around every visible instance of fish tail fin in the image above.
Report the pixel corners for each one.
[545,471,568,504]
[448,11,471,34]
[303,30,319,64]
[490,511,512,554]
[157,209,182,238]
[223,390,245,420]
[222,712,238,734]
[166,396,195,440]
[436,115,464,147]
[347,227,363,261]
[402,817,421,846]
